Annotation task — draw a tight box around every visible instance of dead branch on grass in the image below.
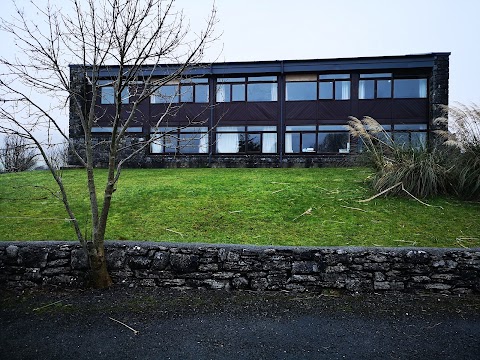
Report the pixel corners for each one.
[293,207,313,221]
[340,205,367,213]
[165,228,184,237]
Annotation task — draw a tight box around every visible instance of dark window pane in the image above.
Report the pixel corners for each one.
[178,133,208,153]
[335,81,350,100]
[302,133,316,152]
[317,133,349,153]
[232,84,245,101]
[394,79,427,98]
[319,82,333,99]
[246,134,261,153]
[247,83,277,101]
[286,82,316,101]
[195,85,209,103]
[393,132,410,147]
[163,135,177,153]
[359,80,374,99]
[411,132,427,149]
[178,133,199,153]
[377,80,392,98]
[181,85,194,102]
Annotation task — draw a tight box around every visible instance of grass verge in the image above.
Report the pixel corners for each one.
[0,168,478,247]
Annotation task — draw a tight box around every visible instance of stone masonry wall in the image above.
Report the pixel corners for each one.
[1,241,479,294]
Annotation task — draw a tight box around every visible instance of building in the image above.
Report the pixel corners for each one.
[69,52,449,167]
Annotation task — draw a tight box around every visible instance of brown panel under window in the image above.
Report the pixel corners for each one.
[318,101,353,120]
[285,101,317,120]
[215,102,277,122]
[358,99,393,119]
[392,99,428,121]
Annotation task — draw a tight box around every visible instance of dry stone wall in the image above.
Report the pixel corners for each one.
[1,241,479,294]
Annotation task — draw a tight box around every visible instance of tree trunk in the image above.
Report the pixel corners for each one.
[86,241,113,288]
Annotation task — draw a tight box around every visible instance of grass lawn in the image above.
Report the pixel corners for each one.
[0,168,479,248]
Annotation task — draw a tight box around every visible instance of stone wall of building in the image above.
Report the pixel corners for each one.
[1,241,479,294]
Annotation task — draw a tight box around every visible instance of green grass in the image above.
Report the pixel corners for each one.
[0,168,479,247]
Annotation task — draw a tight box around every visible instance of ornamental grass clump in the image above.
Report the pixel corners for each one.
[346,116,449,198]
[436,104,480,200]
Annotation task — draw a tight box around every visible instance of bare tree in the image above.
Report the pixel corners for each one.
[0,133,37,172]
[0,0,217,288]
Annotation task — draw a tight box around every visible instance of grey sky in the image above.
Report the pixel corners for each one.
[180,0,479,105]
[2,0,479,138]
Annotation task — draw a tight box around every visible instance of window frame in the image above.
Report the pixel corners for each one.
[151,78,210,104]
[216,76,278,103]
[150,126,209,154]
[215,125,278,154]
[318,74,351,100]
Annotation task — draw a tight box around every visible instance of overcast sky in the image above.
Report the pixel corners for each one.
[1,0,479,141]
[179,0,479,105]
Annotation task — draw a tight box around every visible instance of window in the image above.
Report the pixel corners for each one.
[317,126,350,153]
[217,77,245,102]
[285,126,316,153]
[216,126,277,154]
[285,125,350,154]
[151,78,209,104]
[359,73,392,99]
[392,123,427,149]
[285,74,317,101]
[216,76,277,102]
[319,74,350,100]
[393,79,427,98]
[100,80,129,104]
[150,127,208,154]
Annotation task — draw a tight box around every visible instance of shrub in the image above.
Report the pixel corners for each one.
[346,116,449,198]
[436,104,480,200]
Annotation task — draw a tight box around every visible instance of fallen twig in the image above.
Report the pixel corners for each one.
[165,228,184,237]
[271,182,291,185]
[293,207,313,221]
[109,317,139,335]
[271,189,286,194]
[340,205,367,212]
[228,210,243,214]
[359,182,442,208]
[33,300,63,312]
[358,182,403,203]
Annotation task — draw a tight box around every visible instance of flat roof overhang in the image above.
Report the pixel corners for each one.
[71,52,450,78]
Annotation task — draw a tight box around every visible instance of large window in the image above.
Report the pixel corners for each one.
[359,73,392,99]
[285,125,350,154]
[100,80,129,104]
[215,126,277,153]
[393,79,427,98]
[150,127,208,154]
[319,74,350,100]
[151,78,209,104]
[392,124,428,149]
[216,76,277,102]
[285,74,317,101]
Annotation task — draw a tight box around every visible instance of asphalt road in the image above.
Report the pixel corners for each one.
[1,287,479,360]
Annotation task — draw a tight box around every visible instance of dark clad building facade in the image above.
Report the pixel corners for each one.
[69,53,449,167]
